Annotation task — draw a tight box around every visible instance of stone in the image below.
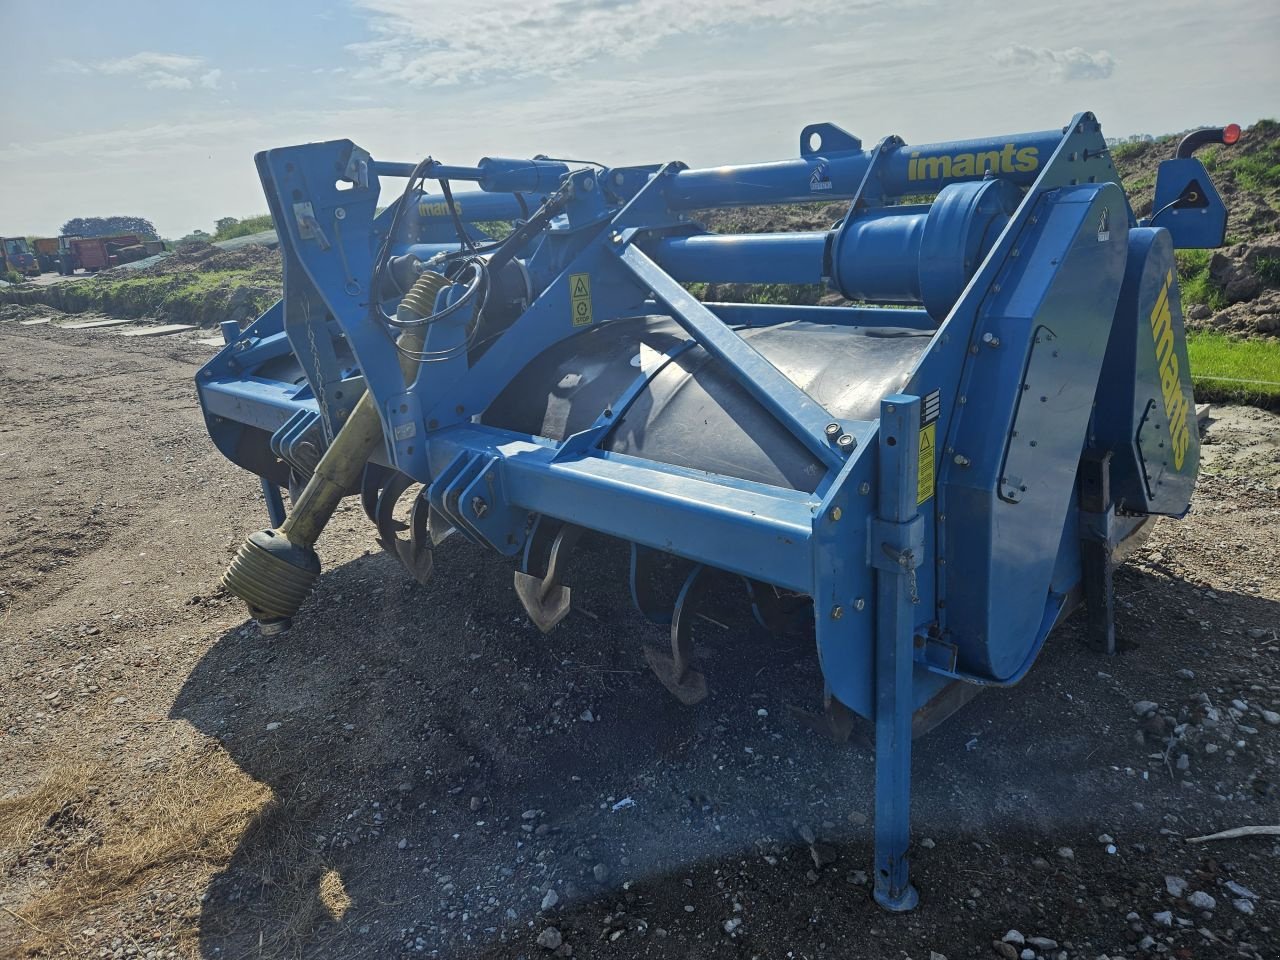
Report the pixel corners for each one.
[592,863,610,884]
[1153,910,1173,927]
[797,824,816,845]
[1020,950,1035,960]
[809,843,838,869]
[1057,846,1074,861]
[1261,710,1280,726]
[1186,303,1211,320]
[723,917,742,935]
[1225,275,1261,303]
[541,889,560,911]
[1002,930,1026,946]
[992,942,1018,960]
[1027,937,1058,950]
[1186,890,1215,911]
[1232,898,1255,916]
[1165,875,1187,898]
[1224,879,1258,900]
[536,927,563,950]
[1133,700,1159,717]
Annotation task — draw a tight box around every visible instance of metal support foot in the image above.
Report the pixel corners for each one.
[871,395,923,911]
[1078,450,1116,655]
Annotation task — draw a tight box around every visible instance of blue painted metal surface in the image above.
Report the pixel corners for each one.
[197,112,1231,908]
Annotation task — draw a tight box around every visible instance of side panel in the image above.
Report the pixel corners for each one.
[1094,228,1199,516]
[942,184,1129,679]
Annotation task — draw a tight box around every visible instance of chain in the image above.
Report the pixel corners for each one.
[302,297,334,446]
[882,544,921,605]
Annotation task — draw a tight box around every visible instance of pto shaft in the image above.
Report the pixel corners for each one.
[220,270,448,632]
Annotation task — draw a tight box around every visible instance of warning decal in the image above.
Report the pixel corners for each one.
[917,421,936,504]
[569,273,593,327]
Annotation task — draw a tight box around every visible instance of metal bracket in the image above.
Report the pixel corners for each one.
[1078,449,1116,654]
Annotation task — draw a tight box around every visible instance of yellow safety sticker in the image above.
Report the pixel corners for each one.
[569,273,593,327]
[917,421,936,504]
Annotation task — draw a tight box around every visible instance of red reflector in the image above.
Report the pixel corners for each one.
[1223,123,1242,145]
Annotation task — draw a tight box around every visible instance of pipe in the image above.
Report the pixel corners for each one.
[666,130,1062,208]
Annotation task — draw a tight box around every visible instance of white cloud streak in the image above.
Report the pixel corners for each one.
[347,0,893,85]
[54,51,219,92]
[992,44,1117,82]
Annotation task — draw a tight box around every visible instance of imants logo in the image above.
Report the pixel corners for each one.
[418,201,463,217]
[809,160,833,191]
[1149,269,1192,471]
[907,144,1038,182]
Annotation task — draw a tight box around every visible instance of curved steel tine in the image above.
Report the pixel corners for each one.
[513,523,583,632]
[361,462,388,525]
[629,543,674,625]
[373,470,416,555]
[643,563,709,705]
[396,491,435,585]
[742,577,788,633]
[521,514,559,576]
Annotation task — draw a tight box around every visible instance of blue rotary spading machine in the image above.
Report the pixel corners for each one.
[199,113,1237,908]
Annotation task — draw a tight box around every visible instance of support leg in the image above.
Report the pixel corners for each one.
[261,478,286,528]
[1078,450,1116,655]
[872,395,923,912]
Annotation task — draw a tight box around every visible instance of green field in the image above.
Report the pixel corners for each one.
[1187,330,1280,406]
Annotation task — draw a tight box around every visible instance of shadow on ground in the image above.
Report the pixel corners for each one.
[172,533,1280,958]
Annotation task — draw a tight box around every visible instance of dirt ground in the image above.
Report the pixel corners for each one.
[1,320,1278,960]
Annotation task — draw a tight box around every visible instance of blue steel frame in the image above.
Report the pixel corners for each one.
[197,112,1220,908]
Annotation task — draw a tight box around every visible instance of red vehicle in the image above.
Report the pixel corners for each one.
[68,234,141,272]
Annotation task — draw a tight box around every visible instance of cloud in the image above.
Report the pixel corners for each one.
[347,0,891,86]
[95,51,207,75]
[54,51,220,92]
[992,44,1116,82]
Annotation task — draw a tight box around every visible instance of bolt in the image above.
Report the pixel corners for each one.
[614,172,625,185]
[470,496,488,518]
[858,482,870,495]
[335,207,346,220]
[831,605,844,620]
[583,177,595,191]
[954,454,971,466]
[829,506,842,522]
[825,422,841,437]
[837,434,856,450]
[982,333,1001,347]
[854,598,866,611]
[938,513,946,522]
[611,233,623,244]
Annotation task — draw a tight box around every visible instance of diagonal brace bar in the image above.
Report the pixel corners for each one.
[615,243,845,470]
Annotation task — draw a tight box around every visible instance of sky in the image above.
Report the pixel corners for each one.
[1,0,1277,239]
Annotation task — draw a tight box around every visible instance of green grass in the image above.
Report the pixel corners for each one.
[1175,248,1226,310]
[0,266,280,327]
[1187,331,1280,407]
[212,214,276,241]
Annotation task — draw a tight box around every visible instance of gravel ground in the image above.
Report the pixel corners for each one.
[1,318,1277,960]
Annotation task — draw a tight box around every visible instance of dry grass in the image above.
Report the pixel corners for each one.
[0,748,271,958]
